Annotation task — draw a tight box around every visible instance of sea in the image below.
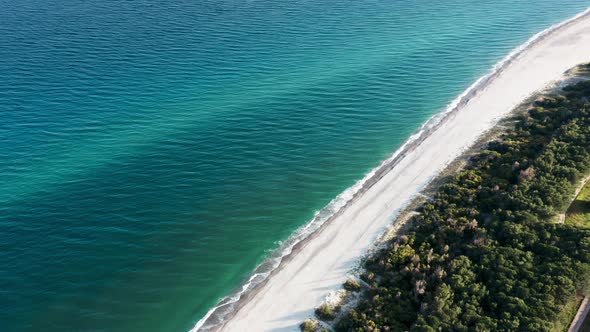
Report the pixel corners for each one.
[1,0,589,331]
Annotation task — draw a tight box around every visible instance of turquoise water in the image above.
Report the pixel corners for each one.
[1,0,589,331]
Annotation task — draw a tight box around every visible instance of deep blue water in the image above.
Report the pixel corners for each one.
[1,0,589,331]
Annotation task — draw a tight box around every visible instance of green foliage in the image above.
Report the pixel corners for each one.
[300,319,320,332]
[555,296,583,332]
[315,303,339,321]
[343,279,362,292]
[337,77,590,331]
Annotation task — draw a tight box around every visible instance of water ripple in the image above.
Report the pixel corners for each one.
[0,0,589,331]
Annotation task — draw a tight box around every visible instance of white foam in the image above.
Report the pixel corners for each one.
[190,7,590,331]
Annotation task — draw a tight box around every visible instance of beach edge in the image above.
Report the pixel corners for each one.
[193,7,590,332]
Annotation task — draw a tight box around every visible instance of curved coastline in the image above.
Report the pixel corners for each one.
[192,7,590,332]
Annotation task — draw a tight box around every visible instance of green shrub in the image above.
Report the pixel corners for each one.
[315,303,339,321]
[343,279,362,292]
[299,319,319,332]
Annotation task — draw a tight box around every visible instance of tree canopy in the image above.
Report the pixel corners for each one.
[336,74,590,332]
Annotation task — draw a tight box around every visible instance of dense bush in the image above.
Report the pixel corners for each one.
[316,303,340,321]
[336,76,590,331]
[344,279,362,292]
[300,319,320,332]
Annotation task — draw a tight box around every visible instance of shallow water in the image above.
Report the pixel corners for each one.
[1,0,589,331]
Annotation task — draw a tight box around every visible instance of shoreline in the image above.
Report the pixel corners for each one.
[194,8,590,332]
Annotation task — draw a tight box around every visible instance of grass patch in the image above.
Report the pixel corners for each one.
[554,296,583,332]
[565,182,590,228]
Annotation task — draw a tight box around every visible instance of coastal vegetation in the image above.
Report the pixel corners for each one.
[300,319,322,332]
[343,279,363,292]
[306,68,590,331]
[315,303,340,321]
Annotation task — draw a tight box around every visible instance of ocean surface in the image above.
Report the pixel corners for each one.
[1,0,589,331]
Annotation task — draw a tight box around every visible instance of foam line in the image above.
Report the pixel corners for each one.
[191,7,590,331]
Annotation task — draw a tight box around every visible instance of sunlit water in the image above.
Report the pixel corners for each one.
[1,0,589,331]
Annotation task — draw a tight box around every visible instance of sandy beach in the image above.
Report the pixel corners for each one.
[207,9,590,332]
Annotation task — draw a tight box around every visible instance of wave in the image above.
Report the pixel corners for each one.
[190,7,590,331]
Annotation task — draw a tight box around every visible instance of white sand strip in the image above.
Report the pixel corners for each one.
[213,9,590,332]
